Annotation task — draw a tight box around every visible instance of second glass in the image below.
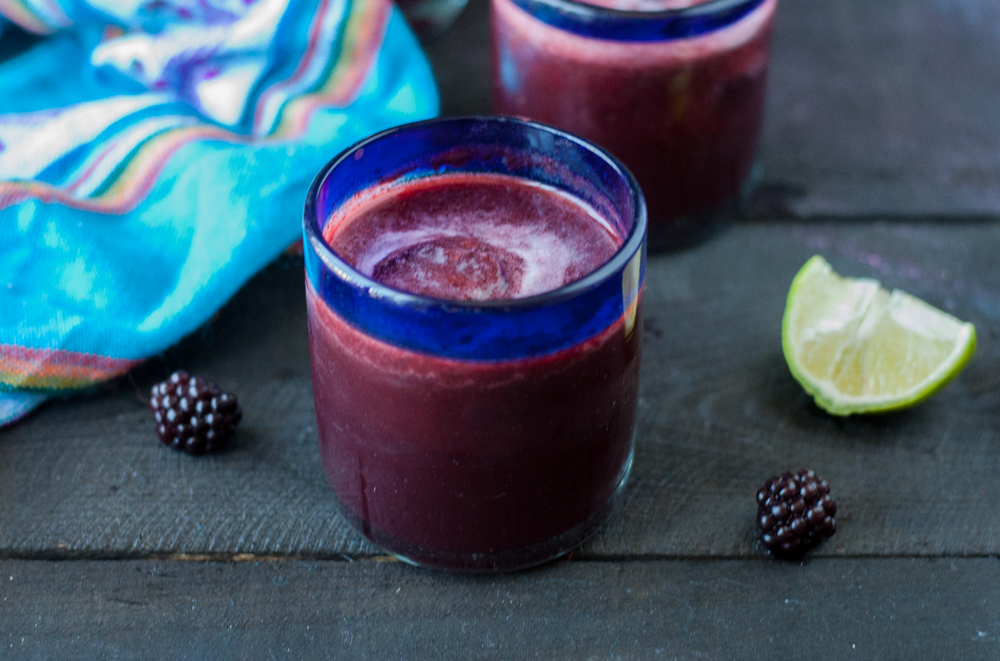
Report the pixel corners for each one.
[492,0,777,248]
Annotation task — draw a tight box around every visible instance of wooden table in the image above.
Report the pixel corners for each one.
[3,0,1000,656]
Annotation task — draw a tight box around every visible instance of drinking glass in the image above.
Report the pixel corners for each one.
[492,0,777,248]
[303,116,646,571]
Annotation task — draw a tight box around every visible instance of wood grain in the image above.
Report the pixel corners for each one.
[2,557,998,658]
[758,0,1000,217]
[2,222,998,559]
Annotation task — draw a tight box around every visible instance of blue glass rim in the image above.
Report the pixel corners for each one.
[509,0,767,42]
[303,115,647,361]
[304,115,645,314]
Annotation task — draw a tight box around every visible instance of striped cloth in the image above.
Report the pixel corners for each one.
[0,0,438,425]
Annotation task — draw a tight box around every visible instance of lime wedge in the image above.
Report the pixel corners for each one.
[782,255,976,416]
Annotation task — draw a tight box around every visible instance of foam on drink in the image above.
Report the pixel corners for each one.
[324,172,622,301]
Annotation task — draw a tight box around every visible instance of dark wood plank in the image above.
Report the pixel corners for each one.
[425,0,1000,217]
[3,222,999,558]
[2,557,999,658]
[590,220,1000,558]
[758,0,1000,217]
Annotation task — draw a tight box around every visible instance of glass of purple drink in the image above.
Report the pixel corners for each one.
[492,0,777,249]
[303,116,646,572]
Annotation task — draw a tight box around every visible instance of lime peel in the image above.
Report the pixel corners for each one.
[782,255,976,416]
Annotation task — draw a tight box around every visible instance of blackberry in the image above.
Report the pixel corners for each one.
[756,469,836,556]
[149,371,242,455]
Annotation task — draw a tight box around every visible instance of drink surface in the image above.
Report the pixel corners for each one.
[323,172,622,301]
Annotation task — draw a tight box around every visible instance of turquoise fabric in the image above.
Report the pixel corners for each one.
[0,0,439,424]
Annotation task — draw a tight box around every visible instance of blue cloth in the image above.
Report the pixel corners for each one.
[0,0,439,425]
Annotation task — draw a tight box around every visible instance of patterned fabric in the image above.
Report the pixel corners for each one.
[0,0,439,425]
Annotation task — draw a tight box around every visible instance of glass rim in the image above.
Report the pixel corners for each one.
[302,114,647,313]
[505,0,768,41]
[521,0,762,21]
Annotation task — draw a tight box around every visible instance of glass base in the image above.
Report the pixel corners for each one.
[335,444,634,573]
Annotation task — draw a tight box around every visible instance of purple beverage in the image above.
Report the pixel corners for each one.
[492,0,777,248]
[303,117,646,572]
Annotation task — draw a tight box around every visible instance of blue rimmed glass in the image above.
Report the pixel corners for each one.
[303,116,646,572]
[492,0,777,249]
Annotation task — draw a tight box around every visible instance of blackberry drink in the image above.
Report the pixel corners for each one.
[309,174,631,562]
[492,0,777,248]
[303,117,646,571]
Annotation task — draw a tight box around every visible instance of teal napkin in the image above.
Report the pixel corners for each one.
[0,0,439,424]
